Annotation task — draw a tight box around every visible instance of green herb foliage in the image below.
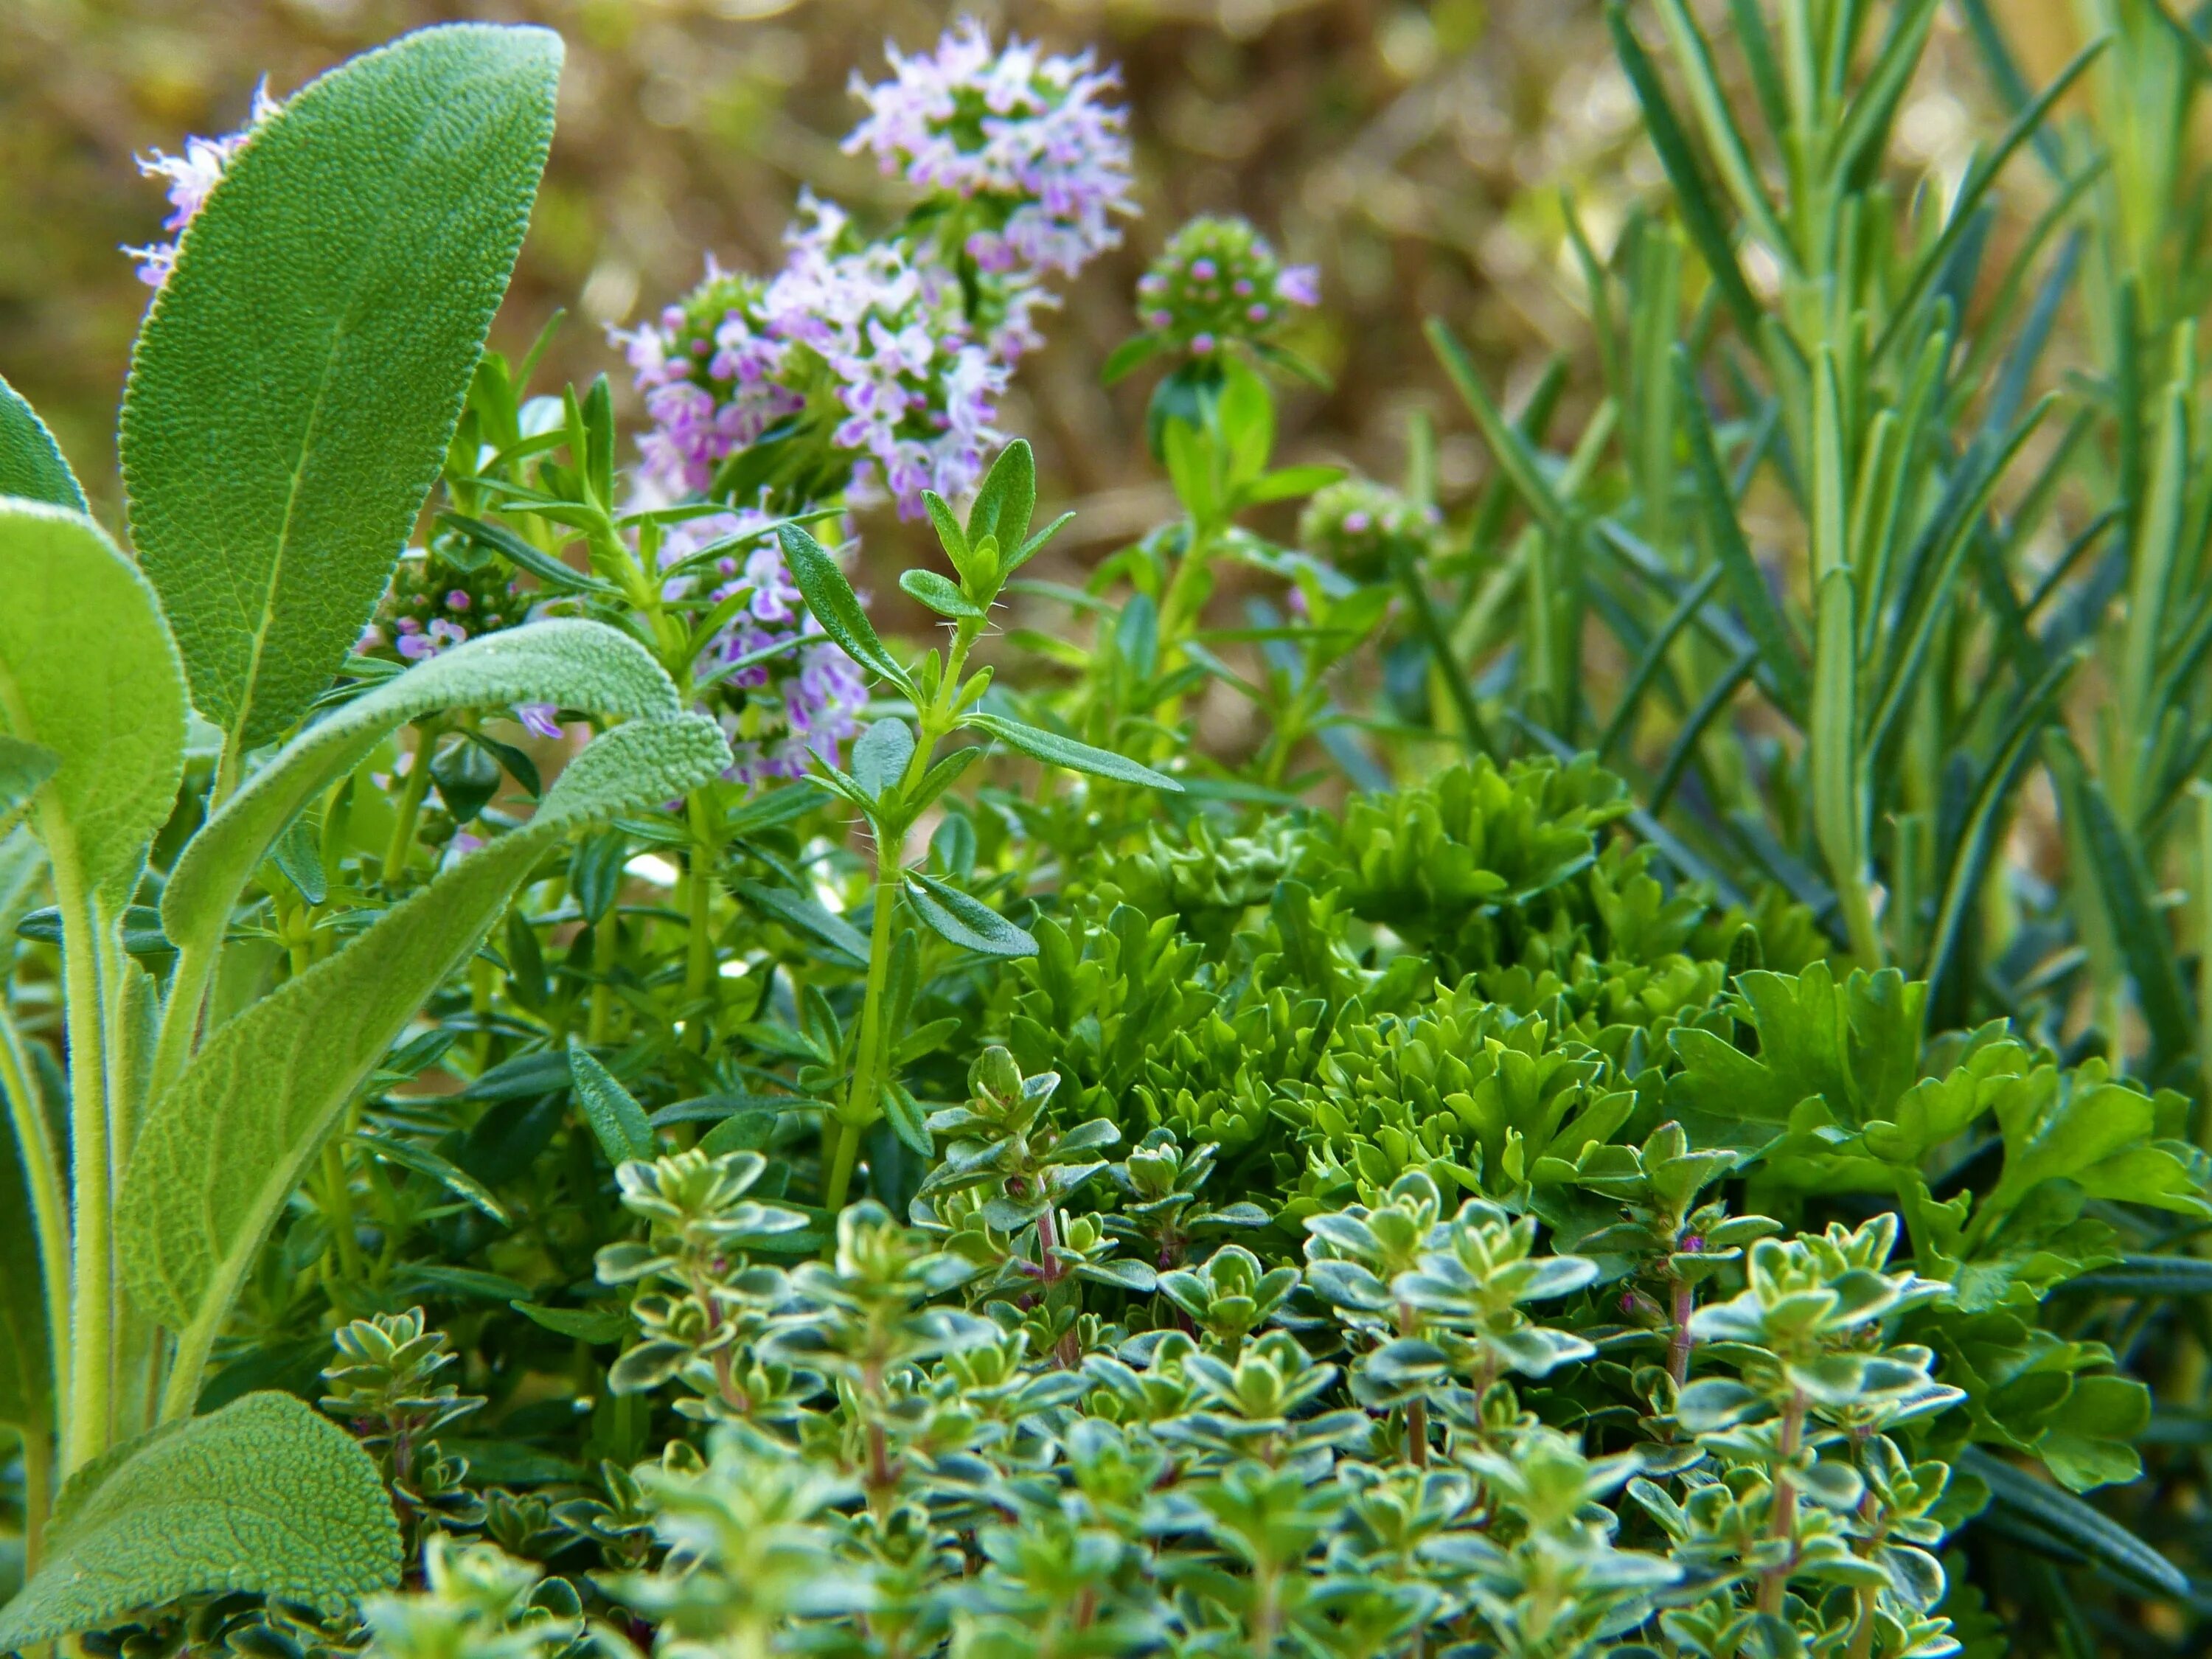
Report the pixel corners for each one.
[4,4,2212,1658]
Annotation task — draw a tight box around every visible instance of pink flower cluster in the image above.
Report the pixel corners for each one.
[657,510,869,785]
[125,82,280,288]
[619,22,1133,524]
[844,17,1135,281]
[618,202,1007,520]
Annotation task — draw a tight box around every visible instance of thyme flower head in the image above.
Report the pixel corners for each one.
[362,549,560,738]
[1134,215,1318,361]
[844,17,1136,282]
[768,197,1010,515]
[125,80,280,288]
[616,201,1008,521]
[1298,476,1441,581]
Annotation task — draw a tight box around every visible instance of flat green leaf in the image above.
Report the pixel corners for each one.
[354,1130,510,1225]
[121,24,563,749]
[2076,773,2194,1076]
[851,717,916,800]
[0,371,86,511]
[0,1391,400,1649]
[967,439,1035,556]
[119,715,728,1402]
[437,510,619,595]
[510,1301,629,1343]
[883,1080,933,1159]
[1675,349,1809,717]
[0,502,188,905]
[162,619,678,980]
[568,1038,656,1164]
[961,712,1183,792]
[899,568,985,620]
[732,877,870,967]
[777,524,909,690]
[905,871,1037,959]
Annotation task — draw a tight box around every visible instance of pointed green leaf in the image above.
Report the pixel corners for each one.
[162,619,678,978]
[961,712,1183,791]
[2077,772,2194,1076]
[731,878,870,967]
[119,715,728,1405]
[851,717,916,800]
[1675,349,1809,717]
[510,1301,629,1343]
[437,510,619,595]
[0,371,86,511]
[122,24,563,749]
[0,501,188,905]
[900,568,986,620]
[883,1080,934,1159]
[967,439,1035,556]
[776,524,909,690]
[905,871,1037,959]
[568,1038,656,1164]
[1963,1446,2185,1597]
[0,1391,400,1649]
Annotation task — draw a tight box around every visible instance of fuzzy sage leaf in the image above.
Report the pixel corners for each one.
[0,501,188,908]
[121,24,562,751]
[119,715,729,1416]
[0,1391,401,1649]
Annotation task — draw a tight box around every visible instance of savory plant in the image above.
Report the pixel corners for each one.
[2,3,2211,1657]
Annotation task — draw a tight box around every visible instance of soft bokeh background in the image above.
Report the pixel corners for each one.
[0,0,2081,563]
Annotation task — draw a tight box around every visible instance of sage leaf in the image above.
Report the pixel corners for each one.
[121,24,563,749]
[0,371,86,511]
[119,715,728,1405]
[0,734,60,824]
[961,712,1183,791]
[0,1391,400,1649]
[905,871,1038,959]
[568,1038,656,1164]
[0,501,188,906]
[161,619,678,984]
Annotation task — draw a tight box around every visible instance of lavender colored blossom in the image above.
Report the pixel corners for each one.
[126,81,280,288]
[844,18,1136,283]
[655,510,868,785]
[616,200,1006,520]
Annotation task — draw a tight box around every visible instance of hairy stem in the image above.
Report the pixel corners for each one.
[1,1000,69,1411]
[56,876,111,1475]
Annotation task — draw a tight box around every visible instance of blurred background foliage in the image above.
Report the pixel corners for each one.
[0,0,2081,550]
